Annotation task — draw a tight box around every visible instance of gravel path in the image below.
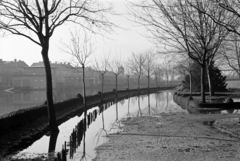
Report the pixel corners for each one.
[93,112,240,161]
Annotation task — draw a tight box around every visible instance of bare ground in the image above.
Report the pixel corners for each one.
[93,112,240,161]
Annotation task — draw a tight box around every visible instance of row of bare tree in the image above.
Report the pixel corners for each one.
[0,0,116,132]
[129,0,240,104]
[0,0,175,133]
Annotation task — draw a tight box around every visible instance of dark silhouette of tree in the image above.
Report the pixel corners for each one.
[0,0,114,132]
[183,60,227,92]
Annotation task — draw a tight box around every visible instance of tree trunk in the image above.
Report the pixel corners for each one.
[127,76,130,89]
[167,76,169,87]
[137,96,142,116]
[189,71,192,95]
[148,75,150,94]
[115,75,118,99]
[127,76,130,96]
[42,50,59,132]
[155,76,158,87]
[148,94,150,115]
[207,66,214,96]
[82,65,87,118]
[138,75,140,95]
[201,64,206,103]
[101,74,104,103]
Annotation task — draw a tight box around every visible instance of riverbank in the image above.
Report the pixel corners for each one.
[93,112,240,161]
[0,87,170,159]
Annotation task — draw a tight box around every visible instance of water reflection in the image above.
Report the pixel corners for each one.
[13,90,185,160]
[137,96,142,117]
[0,89,98,117]
[48,132,59,153]
[148,94,150,115]
[109,100,122,133]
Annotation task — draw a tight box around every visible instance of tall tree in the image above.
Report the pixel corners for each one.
[130,0,232,102]
[0,0,114,131]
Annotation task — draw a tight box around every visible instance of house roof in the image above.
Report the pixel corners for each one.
[31,61,74,69]
[4,59,28,68]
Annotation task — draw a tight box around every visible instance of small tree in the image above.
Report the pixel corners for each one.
[61,29,94,121]
[174,54,194,94]
[143,50,156,92]
[127,52,145,94]
[109,57,124,99]
[92,55,110,102]
[153,63,163,87]
[124,62,132,95]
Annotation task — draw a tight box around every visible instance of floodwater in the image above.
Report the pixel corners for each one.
[11,90,186,160]
[0,89,98,117]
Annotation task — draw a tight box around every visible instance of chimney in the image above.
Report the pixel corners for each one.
[14,59,17,62]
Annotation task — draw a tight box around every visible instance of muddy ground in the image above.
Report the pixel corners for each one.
[93,112,240,161]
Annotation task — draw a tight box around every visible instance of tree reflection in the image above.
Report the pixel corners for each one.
[48,131,59,155]
[148,93,151,115]
[127,97,131,118]
[80,129,87,161]
[109,100,122,133]
[94,104,107,146]
[137,95,142,117]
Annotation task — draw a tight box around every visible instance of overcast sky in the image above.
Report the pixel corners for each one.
[0,0,153,66]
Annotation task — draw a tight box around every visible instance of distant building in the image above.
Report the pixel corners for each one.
[12,66,57,89]
[12,61,100,89]
[0,59,28,88]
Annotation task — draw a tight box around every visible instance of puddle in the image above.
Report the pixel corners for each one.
[10,90,186,160]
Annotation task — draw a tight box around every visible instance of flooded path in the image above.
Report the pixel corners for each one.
[11,90,185,160]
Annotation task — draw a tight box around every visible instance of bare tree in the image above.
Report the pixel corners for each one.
[109,56,124,99]
[124,63,132,90]
[153,63,164,87]
[220,33,240,78]
[143,50,156,92]
[0,0,114,131]
[92,55,110,102]
[61,29,94,122]
[127,52,145,94]
[174,54,194,94]
[129,0,232,103]
[202,0,240,35]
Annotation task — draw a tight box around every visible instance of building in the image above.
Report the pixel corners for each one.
[0,59,28,88]
[12,61,100,89]
[12,66,57,89]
